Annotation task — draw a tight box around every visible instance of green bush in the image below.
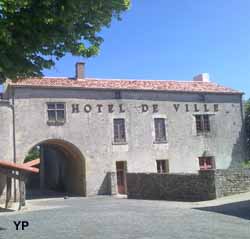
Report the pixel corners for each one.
[24,146,40,162]
[241,160,250,169]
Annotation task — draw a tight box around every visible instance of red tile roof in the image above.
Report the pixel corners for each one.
[9,77,242,94]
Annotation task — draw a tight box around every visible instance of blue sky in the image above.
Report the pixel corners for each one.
[2,1,250,98]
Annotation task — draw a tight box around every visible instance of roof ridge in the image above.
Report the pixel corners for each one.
[39,77,216,84]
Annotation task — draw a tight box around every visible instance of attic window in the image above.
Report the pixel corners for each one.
[115,91,121,99]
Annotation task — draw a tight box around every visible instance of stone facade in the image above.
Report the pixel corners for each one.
[0,69,246,203]
[215,169,250,197]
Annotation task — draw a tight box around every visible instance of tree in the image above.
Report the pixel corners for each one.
[0,0,130,82]
[245,98,250,160]
[24,146,40,162]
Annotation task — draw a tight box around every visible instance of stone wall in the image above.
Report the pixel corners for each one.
[9,87,245,197]
[127,169,250,201]
[127,171,216,201]
[0,85,245,199]
[215,169,250,197]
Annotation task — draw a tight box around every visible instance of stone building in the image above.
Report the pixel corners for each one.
[0,63,246,203]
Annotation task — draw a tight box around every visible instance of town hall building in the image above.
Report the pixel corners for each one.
[0,63,246,204]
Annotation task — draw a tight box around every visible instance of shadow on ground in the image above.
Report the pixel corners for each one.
[26,189,77,200]
[194,200,250,220]
[0,207,14,213]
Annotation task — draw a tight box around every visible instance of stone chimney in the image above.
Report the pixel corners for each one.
[75,62,85,80]
[193,73,210,82]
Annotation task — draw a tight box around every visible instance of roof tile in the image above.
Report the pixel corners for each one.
[9,77,242,94]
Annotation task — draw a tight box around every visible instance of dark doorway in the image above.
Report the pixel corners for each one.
[25,139,85,199]
[116,161,127,194]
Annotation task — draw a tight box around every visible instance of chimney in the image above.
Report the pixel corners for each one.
[75,62,85,80]
[193,73,210,82]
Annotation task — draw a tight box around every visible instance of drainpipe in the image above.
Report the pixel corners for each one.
[239,93,247,161]
[10,88,17,201]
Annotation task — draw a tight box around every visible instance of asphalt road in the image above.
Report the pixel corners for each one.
[0,195,249,239]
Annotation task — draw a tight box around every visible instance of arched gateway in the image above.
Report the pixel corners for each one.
[25,139,86,198]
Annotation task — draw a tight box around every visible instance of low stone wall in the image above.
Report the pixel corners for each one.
[127,169,250,201]
[215,169,250,197]
[127,171,216,201]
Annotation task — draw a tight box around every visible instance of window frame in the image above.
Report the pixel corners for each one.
[114,91,122,99]
[195,114,211,135]
[154,118,167,143]
[113,118,127,144]
[198,157,215,171]
[156,160,169,173]
[47,102,66,125]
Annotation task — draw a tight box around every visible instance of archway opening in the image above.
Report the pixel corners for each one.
[24,139,86,199]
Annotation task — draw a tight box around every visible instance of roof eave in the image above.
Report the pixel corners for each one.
[9,84,244,95]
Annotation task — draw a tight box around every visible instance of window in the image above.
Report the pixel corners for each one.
[47,103,65,124]
[115,91,121,99]
[199,157,214,170]
[156,160,169,173]
[154,118,167,143]
[113,118,126,143]
[195,115,210,134]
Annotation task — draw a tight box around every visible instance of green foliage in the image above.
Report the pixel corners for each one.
[245,98,250,160]
[24,146,40,162]
[241,160,250,169]
[0,0,130,82]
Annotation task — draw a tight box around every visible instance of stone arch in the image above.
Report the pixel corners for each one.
[25,138,86,197]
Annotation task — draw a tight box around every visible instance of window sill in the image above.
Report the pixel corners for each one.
[199,169,215,171]
[196,132,211,137]
[47,121,65,126]
[112,141,128,145]
[153,141,168,144]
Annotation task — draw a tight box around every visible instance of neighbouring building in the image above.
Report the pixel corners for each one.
[0,63,246,203]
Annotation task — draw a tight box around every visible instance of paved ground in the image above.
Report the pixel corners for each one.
[0,193,250,239]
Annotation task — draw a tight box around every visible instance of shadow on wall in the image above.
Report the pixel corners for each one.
[230,127,246,168]
[98,172,116,195]
[0,175,6,202]
[194,200,250,220]
[98,173,109,195]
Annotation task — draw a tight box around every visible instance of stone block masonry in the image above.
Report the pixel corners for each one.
[215,169,250,197]
[127,171,216,201]
[127,169,250,201]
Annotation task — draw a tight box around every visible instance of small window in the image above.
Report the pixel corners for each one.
[195,115,210,134]
[115,91,121,99]
[156,160,169,173]
[113,118,126,143]
[154,118,167,143]
[47,103,65,125]
[199,157,214,170]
